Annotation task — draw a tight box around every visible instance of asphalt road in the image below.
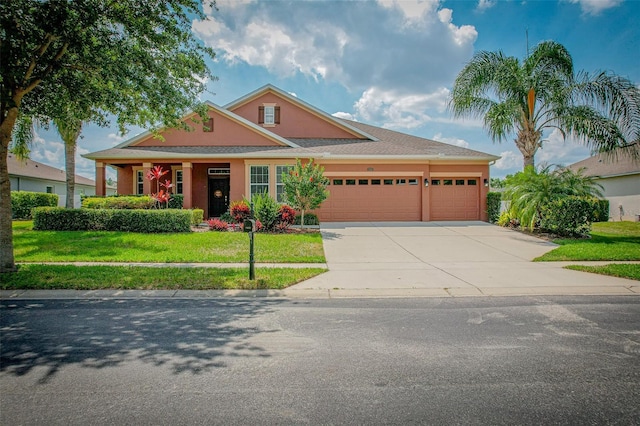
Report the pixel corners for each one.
[1,296,639,425]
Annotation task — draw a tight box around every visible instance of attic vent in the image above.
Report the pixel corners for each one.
[208,168,230,176]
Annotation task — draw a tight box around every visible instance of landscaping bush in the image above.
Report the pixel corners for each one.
[168,194,183,209]
[253,193,280,231]
[11,191,58,219]
[486,192,501,223]
[82,195,154,210]
[219,211,234,223]
[33,207,191,233]
[294,213,319,226]
[539,196,596,237]
[229,200,251,223]
[592,199,610,222]
[207,218,228,231]
[279,204,296,225]
[191,209,204,226]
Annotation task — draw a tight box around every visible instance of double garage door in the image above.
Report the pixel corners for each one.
[319,177,422,221]
[318,176,480,221]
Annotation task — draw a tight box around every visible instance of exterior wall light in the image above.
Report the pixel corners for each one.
[424,178,429,187]
[484,179,489,187]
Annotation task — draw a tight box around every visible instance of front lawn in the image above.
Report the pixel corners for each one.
[0,264,326,290]
[535,221,640,281]
[12,221,325,263]
[535,222,640,261]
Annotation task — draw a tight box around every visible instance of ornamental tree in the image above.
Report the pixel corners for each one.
[282,159,329,229]
[0,0,216,272]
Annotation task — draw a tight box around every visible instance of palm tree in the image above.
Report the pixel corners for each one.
[449,41,640,168]
[12,113,83,209]
[54,117,83,208]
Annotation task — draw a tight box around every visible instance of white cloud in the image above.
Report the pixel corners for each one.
[569,0,623,15]
[193,1,476,93]
[333,111,357,121]
[107,133,125,146]
[352,86,450,129]
[493,150,521,170]
[377,0,439,23]
[537,129,591,167]
[476,0,496,12]
[432,133,470,148]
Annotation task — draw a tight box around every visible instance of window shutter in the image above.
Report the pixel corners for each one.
[274,106,281,124]
[258,106,264,124]
[204,117,214,132]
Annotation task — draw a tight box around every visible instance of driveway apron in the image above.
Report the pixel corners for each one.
[291,222,639,297]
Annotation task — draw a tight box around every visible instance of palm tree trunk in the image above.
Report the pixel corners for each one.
[516,129,541,170]
[55,119,82,209]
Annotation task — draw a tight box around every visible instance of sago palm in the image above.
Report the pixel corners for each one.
[450,40,640,168]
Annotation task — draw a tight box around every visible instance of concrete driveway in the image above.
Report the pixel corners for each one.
[291,222,639,297]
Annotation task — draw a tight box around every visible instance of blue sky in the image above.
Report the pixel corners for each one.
[29,0,640,181]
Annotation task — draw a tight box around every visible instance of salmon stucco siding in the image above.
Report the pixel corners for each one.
[84,84,499,221]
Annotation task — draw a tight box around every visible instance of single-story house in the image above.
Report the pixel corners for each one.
[8,153,116,208]
[568,146,640,221]
[85,84,499,222]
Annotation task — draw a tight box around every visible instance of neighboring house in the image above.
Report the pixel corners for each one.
[85,84,500,222]
[568,146,640,221]
[8,153,116,208]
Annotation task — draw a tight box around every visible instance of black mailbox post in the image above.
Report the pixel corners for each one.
[243,219,256,280]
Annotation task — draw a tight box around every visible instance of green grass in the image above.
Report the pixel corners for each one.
[0,264,327,290]
[565,264,640,281]
[533,222,640,282]
[535,222,640,262]
[12,221,325,263]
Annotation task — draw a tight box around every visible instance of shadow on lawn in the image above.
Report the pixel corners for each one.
[0,298,293,383]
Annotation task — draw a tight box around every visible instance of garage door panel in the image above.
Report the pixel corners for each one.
[318,177,421,221]
[430,178,480,221]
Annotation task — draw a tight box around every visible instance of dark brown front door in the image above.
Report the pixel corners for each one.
[208,177,230,218]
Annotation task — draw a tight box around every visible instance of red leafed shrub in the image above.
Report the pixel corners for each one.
[229,200,251,223]
[278,204,296,225]
[207,218,229,231]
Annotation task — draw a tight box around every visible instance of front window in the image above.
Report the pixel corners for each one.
[136,170,144,194]
[276,165,293,203]
[175,170,183,194]
[264,106,275,125]
[250,165,269,198]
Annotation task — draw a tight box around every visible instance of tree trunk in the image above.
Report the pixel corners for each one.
[515,128,541,170]
[65,140,77,208]
[0,106,20,272]
[59,121,82,209]
[300,209,305,230]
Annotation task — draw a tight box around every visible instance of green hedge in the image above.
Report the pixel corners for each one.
[82,195,155,209]
[486,192,501,224]
[191,209,204,225]
[33,207,192,233]
[539,196,601,237]
[11,191,59,219]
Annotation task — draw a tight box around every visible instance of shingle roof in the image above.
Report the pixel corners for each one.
[568,145,640,178]
[86,121,499,161]
[8,154,97,186]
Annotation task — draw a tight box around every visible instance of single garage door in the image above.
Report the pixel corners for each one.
[318,177,422,221]
[430,178,480,220]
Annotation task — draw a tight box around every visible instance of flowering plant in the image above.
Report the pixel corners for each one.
[146,166,173,208]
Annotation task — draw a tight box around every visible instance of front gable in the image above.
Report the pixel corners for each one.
[120,102,297,149]
[226,84,375,140]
